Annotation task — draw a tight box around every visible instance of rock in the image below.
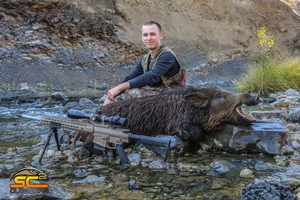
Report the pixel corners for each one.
[210,160,240,177]
[72,175,106,184]
[240,168,254,178]
[51,92,68,101]
[204,119,287,154]
[240,181,297,200]
[254,161,284,172]
[129,179,139,190]
[79,98,94,105]
[284,88,299,96]
[211,178,226,190]
[0,164,9,178]
[286,108,300,122]
[128,153,141,166]
[19,82,29,90]
[251,110,282,119]
[274,155,290,167]
[73,147,90,159]
[74,169,88,178]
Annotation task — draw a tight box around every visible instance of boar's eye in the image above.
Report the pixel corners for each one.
[216,93,225,99]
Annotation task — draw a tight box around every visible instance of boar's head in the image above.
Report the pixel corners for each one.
[185,86,260,132]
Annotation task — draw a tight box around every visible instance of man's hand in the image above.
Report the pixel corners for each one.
[103,82,130,106]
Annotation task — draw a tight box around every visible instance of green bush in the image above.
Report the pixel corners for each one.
[237,57,300,95]
[236,27,300,96]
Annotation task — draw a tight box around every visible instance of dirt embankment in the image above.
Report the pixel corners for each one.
[0,0,299,92]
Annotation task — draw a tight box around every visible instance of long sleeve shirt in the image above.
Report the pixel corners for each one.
[121,52,180,88]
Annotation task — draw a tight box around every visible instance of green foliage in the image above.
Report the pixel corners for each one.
[237,58,300,95]
[236,27,300,96]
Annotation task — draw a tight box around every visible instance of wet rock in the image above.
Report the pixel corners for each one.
[74,169,88,178]
[210,160,240,177]
[240,181,297,200]
[19,82,29,90]
[273,99,295,109]
[211,178,226,190]
[44,149,56,158]
[0,164,9,178]
[79,98,94,105]
[285,108,300,123]
[73,146,90,159]
[205,119,287,154]
[254,160,284,172]
[51,92,68,101]
[273,172,300,190]
[143,160,170,171]
[274,155,290,167]
[240,168,254,178]
[72,175,106,184]
[295,187,300,199]
[177,162,206,174]
[63,150,73,157]
[251,110,282,119]
[67,155,78,163]
[129,179,139,190]
[284,88,300,96]
[291,140,300,150]
[128,153,141,166]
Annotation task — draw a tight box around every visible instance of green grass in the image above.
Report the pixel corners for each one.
[236,57,300,96]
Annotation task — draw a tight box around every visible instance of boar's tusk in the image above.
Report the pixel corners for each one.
[236,106,256,121]
[255,93,261,104]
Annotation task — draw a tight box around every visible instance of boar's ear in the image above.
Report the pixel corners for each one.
[185,93,208,108]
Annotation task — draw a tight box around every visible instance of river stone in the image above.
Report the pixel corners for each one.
[274,155,290,167]
[79,98,94,105]
[74,169,88,178]
[73,147,90,159]
[254,161,284,172]
[239,168,254,178]
[285,108,300,122]
[203,119,286,154]
[284,88,300,96]
[128,153,141,166]
[72,175,106,184]
[0,164,9,178]
[210,160,239,177]
[129,179,139,190]
[240,181,297,200]
[291,141,300,150]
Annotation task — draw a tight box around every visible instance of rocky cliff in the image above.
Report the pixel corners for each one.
[0,0,299,90]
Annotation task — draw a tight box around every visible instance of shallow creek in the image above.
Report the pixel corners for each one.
[0,100,299,200]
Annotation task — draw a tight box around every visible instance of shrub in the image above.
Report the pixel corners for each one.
[236,27,300,96]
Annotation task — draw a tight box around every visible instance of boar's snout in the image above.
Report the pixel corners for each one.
[241,93,260,106]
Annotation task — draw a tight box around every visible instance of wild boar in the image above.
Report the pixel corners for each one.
[99,86,260,142]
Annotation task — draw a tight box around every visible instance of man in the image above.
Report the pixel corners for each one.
[103,20,186,105]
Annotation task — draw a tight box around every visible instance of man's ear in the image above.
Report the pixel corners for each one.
[185,93,208,108]
[159,32,163,39]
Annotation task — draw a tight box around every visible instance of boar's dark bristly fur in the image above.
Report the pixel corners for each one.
[99,86,259,142]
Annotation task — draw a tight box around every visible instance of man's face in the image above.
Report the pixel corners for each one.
[142,24,163,52]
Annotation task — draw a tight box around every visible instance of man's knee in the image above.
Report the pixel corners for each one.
[115,88,161,101]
